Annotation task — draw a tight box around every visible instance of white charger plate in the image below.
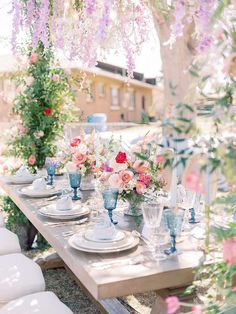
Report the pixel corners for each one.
[39,207,90,220]
[84,229,125,243]
[5,174,39,185]
[39,203,88,217]
[68,231,139,253]
[19,185,61,198]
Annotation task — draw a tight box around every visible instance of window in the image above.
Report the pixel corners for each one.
[86,81,95,103]
[111,86,120,108]
[98,82,106,97]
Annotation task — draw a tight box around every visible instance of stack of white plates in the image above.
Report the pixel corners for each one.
[68,229,139,253]
[5,174,40,185]
[19,185,61,198]
[39,204,90,220]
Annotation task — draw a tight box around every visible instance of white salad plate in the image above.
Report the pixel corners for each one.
[84,229,125,243]
[39,204,89,220]
[68,231,139,253]
[5,174,40,185]
[19,185,61,198]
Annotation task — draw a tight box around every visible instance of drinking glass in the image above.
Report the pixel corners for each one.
[69,172,82,200]
[46,164,56,186]
[102,188,119,224]
[141,199,166,260]
[181,189,199,224]
[164,208,185,255]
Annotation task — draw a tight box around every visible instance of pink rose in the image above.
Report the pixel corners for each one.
[73,152,87,165]
[28,155,36,166]
[52,74,60,82]
[119,170,133,184]
[108,173,123,190]
[70,137,81,147]
[2,164,8,172]
[133,160,150,174]
[29,53,39,65]
[165,296,180,314]
[223,238,236,265]
[139,174,151,186]
[184,171,204,194]
[192,305,202,314]
[136,181,146,195]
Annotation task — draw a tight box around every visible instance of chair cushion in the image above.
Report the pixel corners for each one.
[0,292,73,314]
[0,254,45,304]
[0,215,4,228]
[0,229,21,255]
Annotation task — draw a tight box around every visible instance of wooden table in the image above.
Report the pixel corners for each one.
[0,179,204,313]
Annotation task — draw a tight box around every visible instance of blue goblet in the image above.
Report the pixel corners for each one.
[102,188,119,224]
[164,208,185,255]
[46,164,56,186]
[69,172,82,200]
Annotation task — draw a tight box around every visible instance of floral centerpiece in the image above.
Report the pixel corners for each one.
[99,150,166,217]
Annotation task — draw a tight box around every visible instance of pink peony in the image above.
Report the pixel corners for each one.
[133,160,150,174]
[136,181,146,195]
[165,296,180,314]
[52,74,60,82]
[119,170,133,184]
[70,137,81,147]
[139,174,151,186]
[28,155,36,166]
[29,53,39,65]
[184,171,204,194]
[73,152,87,165]
[192,305,202,314]
[223,238,236,265]
[108,173,124,190]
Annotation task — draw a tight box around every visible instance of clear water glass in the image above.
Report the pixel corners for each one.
[69,172,82,200]
[141,200,166,260]
[164,207,185,255]
[102,188,119,224]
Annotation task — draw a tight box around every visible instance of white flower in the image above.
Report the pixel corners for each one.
[109,157,128,172]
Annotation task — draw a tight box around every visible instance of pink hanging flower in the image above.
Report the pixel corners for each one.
[165,296,180,314]
[136,181,146,195]
[28,155,36,166]
[29,53,39,65]
[119,170,133,184]
[184,170,204,194]
[192,305,202,314]
[133,160,150,174]
[223,238,236,265]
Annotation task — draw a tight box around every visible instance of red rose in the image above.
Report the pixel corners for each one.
[115,151,127,164]
[44,108,52,116]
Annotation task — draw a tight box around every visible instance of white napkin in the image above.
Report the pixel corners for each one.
[177,184,186,203]
[16,166,31,177]
[32,178,47,191]
[56,196,73,211]
[92,215,116,240]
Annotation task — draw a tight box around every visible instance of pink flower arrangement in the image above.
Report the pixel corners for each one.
[223,238,236,265]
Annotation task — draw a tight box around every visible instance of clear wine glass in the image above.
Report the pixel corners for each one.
[141,199,166,261]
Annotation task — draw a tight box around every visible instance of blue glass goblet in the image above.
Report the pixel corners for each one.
[102,188,119,224]
[164,208,185,255]
[46,165,56,186]
[69,172,82,200]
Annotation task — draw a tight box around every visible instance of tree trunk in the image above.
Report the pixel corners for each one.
[151,10,197,124]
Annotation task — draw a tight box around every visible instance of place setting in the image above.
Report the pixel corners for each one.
[3,165,41,185]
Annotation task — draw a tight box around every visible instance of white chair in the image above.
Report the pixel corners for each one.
[0,292,73,314]
[0,229,21,256]
[0,253,45,305]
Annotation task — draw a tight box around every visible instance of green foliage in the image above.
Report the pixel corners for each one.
[9,43,78,170]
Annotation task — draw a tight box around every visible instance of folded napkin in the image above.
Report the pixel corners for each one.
[91,215,116,240]
[16,166,31,177]
[56,196,73,211]
[32,178,47,191]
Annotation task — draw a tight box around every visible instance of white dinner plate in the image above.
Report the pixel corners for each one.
[84,229,125,243]
[5,174,40,185]
[68,231,139,253]
[19,185,61,198]
[39,203,89,217]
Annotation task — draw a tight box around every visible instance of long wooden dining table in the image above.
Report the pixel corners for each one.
[0,178,204,314]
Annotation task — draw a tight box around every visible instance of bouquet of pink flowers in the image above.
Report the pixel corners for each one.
[99,150,166,206]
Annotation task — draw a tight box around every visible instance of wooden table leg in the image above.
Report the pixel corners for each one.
[150,289,169,314]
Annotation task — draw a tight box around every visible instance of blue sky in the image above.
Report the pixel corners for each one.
[0,0,162,77]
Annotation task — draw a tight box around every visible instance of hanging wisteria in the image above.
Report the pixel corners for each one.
[11,0,235,77]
